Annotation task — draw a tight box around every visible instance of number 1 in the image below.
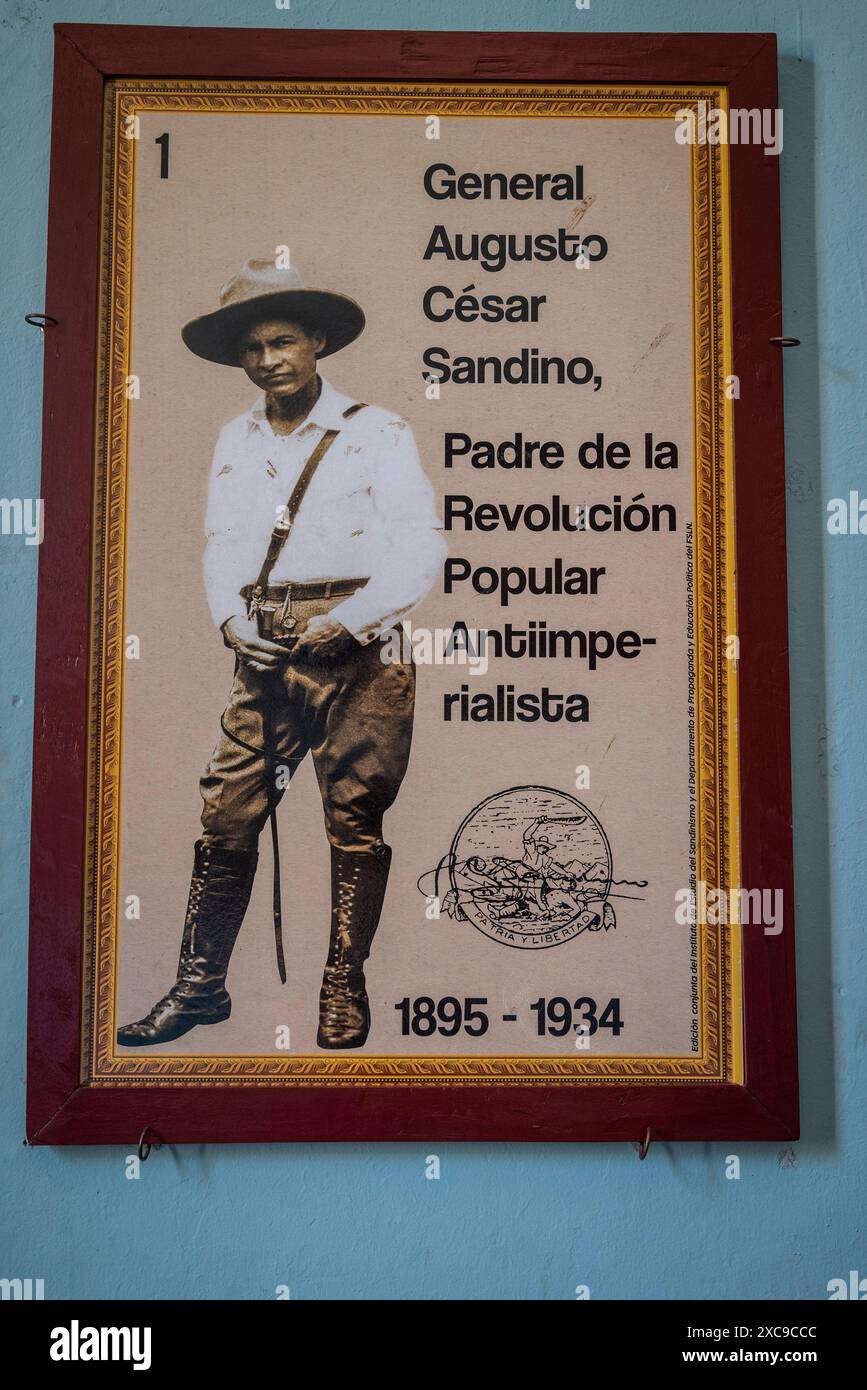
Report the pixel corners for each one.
[155,133,170,179]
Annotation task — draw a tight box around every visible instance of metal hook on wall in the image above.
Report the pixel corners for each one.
[637,1126,652,1160]
[24,313,59,332]
[137,1126,162,1162]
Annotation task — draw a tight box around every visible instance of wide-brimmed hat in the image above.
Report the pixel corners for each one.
[181,258,365,366]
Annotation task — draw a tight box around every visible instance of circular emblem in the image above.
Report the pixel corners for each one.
[447,785,613,950]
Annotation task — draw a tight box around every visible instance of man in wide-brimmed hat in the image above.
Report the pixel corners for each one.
[117,258,445,1051]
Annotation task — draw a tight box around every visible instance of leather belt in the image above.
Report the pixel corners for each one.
[241,577,367,603]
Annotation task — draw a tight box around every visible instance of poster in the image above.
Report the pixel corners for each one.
[85,80,741,1087]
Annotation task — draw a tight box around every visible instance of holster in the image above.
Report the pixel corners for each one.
[240,578,368,646]
[241,584,296,645]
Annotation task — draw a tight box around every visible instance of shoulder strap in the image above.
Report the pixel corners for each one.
[250,403,367,602]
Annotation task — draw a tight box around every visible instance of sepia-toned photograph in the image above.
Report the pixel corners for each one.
[81,80,742,1086]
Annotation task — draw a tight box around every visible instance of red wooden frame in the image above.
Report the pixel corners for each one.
[27,25,797,1144]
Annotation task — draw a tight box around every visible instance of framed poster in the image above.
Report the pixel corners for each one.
[27,26,798,1144]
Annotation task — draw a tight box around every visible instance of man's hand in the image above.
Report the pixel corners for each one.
[221,614,288,673]
[290,614,355,663]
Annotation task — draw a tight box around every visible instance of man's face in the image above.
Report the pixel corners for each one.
[237,318,325,397]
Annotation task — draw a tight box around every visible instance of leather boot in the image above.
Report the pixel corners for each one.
[317,844,391,1050]
[117,840,258,1047]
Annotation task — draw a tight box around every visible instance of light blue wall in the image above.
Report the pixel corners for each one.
[1,0,864,1300]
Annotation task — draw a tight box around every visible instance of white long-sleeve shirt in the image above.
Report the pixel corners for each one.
[202,377,446,644]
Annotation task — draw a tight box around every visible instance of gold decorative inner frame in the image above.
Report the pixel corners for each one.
[84,80,742,1087]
